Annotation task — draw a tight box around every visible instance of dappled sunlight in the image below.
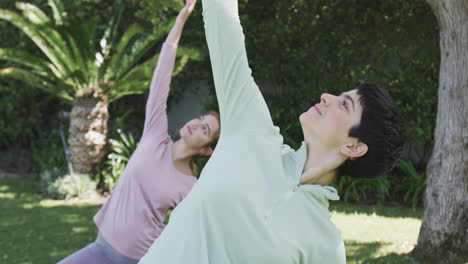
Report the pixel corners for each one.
[21,202,38,209]
[0,185,10,192]
[59,213,93,224]
[345,240,388,261]
[72,226,90,234]
[40,197,105,208]
[0,192,15,200]
[330,202,423,220]
[331,209,420,263]
[1,179,421,263]
[332,211,420,248]
[344,240,418,264]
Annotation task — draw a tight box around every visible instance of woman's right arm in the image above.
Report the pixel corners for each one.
[142,1,196,141]
[202,0,275,135]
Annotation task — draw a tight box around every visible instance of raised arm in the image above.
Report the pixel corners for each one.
[202,0,275,135]
[142,0,197,141]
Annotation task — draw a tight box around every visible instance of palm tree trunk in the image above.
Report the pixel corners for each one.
[411,0,468,263]
[68,93,109,177]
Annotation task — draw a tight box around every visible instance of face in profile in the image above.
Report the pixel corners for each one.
[179,114,220,155]
[299,89,364,151]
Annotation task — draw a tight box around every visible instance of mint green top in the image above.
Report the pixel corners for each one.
[139,0,346,263]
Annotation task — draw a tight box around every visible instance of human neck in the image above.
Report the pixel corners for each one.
[172,139,198,173]
[300,139,345,185]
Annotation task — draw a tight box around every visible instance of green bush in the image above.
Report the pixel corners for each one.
[330,159,426,208]
[394,159,426,208]
[332,174,390,203]
[37,167,63,195]
[99,129,139,191]
[31,130,68,172]
[47,174,97,200]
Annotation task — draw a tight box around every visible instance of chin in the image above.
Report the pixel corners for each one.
[299,112,308,124]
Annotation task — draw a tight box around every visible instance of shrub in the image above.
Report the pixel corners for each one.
[332,174,390,203]
[31,129,68,172]
[394,159,426,208]
[99,129,138,191]
[37,167,63,195]
[47,174,97,200]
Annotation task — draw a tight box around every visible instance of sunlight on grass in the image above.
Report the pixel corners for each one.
[40,197,105,207]
[0,192,15,199]
[72,227,90,233]
[330,205,422,263]
[0,185,10,191]
[1,179,422,264]
[21,202,37,209]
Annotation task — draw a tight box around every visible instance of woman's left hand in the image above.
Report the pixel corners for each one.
[178,0,197,21]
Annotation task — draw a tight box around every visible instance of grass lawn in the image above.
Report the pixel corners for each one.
[1,179,422,264]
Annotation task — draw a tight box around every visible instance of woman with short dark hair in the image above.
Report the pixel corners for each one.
[140,0,402,263]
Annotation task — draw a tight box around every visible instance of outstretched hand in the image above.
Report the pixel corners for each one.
[178,0,197,21]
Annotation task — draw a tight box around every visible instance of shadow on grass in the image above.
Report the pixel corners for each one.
[330,201,423,219]
[345,240,419,264]
[1,179,101,264]
[2,179,422,264]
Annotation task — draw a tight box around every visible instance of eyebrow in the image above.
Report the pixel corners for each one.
[200,115,211,136]
[340,93,355,112]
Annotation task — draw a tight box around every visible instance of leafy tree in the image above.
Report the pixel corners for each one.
[0,0,201,177]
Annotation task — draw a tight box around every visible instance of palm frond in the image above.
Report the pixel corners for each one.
[112,19,175,81]
[0,67,73,102]
[15,2,50,24]
[172,46,203,76]
[108,80,149,102]
[61,19,99,81]
[47,0,66,26]
[176,46,203,61]
[116,55,158,85]
[105,24,145,81]
[0,48,54,77]
[0,9,71,78]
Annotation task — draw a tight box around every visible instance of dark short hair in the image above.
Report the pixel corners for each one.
[336,84,403,178]
[204,111,220,149]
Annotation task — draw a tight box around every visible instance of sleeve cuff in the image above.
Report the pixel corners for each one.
[163,42,178,49]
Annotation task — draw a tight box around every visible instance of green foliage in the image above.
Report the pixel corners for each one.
[394,160,426,208]
[36,167,63,194]
[0,80,65,148]
[235,0,439,146]
[47,173,97,199]
[0,0,202,103]
[330,159,426,207]
[131,0,183,27]
[99,129,139,191]
[31,129,67,172]
[332,174,391,203]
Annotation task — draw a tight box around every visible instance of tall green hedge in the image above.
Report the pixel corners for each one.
[238,0,439,147]
[137,0,439,148]
[1,0,439,170]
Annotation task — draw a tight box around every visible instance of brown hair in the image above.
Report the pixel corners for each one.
[189,111,220,175]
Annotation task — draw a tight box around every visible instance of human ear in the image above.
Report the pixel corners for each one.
[340,141,368,158]
[199,146,214,156]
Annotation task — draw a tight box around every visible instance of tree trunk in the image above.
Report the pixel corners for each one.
[68,93,109,177]
[411,0,468,263]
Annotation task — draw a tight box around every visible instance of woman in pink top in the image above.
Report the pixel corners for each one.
[58,1,220,263]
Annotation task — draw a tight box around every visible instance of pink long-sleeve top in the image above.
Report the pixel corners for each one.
[93,43,197,260]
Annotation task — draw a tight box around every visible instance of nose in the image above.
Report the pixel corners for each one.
[320,93,334,106]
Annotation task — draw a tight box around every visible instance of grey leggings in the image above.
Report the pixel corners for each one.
[57,233,139,264]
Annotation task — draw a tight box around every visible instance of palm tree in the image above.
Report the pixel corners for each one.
[0,0,201,177]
